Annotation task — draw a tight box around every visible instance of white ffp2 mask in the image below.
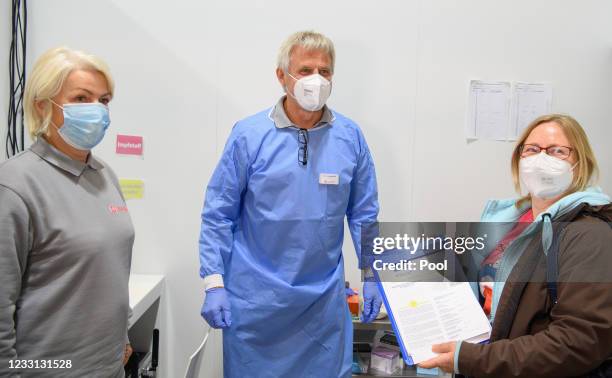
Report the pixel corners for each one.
[286,73,332,112]
[519,152,575,199]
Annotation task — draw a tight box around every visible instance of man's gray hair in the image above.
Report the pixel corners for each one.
[277,31,335,73]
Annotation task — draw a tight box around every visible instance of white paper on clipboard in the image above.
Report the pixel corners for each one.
[379,281,491,364]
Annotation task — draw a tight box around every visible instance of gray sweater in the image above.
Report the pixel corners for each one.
[0,139,134,377]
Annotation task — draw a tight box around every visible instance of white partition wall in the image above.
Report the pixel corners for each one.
[14,1,612,376]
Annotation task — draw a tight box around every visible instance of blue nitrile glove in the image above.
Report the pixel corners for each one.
[201,287,232,329]
[361,281,383,323]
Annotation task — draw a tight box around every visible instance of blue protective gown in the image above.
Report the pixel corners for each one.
[199,102,379,378]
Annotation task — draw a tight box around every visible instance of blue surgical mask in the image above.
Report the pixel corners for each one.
[50,100,111,150]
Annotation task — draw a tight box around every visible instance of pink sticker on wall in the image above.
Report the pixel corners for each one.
[116,135,143,156]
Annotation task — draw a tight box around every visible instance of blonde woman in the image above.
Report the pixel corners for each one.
[0,47,134,377]
[420,114,612,377]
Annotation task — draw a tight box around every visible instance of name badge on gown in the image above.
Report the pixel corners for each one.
[319,173,339,185]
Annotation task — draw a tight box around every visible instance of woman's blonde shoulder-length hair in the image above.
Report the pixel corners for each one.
[24,46,114,140]
[511,113,599,206]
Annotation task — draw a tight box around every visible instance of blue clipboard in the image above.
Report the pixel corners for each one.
[370,248,489,366]
[372,267,415,366]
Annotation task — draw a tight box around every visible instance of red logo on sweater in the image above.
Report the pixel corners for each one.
[108,205,129,214]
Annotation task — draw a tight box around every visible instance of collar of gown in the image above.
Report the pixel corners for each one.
[269,95,335,129]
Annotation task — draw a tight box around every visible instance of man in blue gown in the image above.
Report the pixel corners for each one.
[199,30,382,378]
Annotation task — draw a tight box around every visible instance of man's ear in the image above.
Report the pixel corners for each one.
[276,68,286,87]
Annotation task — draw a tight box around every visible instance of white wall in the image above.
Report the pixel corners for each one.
[24,1,612,377]
[410,1,612,221]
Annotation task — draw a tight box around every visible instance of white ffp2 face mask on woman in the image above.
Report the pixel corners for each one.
[519,152,576,199]
[286,73,332,112]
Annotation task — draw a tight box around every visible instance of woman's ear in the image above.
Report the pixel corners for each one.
[572,161,582,184]
[34,99,46,117]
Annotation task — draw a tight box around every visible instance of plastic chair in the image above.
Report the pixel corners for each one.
[184,328,211,378]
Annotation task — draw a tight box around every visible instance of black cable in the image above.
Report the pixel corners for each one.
[6,1,16,157]
[6,0,27,158]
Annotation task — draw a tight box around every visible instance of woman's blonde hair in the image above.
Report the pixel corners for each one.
[277,30,335,74]
[511,114,599,206]
[24,46,114,139]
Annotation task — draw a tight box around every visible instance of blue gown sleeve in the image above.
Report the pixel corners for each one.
[346,129,380,269]
[199,126,249,278]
